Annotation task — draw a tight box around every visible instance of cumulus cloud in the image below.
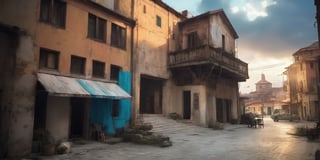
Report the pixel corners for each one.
[230,0,277,21]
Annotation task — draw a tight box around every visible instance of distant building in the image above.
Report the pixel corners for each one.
[245,74,288,115]
[285,42,320,120]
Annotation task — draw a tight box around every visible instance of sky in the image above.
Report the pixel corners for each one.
[162,0,318,93]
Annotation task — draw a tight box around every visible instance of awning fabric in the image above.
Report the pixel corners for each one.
[37,73,131,99]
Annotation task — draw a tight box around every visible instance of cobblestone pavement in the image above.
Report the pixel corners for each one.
[33,115,320,160]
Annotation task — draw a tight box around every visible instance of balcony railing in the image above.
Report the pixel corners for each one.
[168,45,248,79]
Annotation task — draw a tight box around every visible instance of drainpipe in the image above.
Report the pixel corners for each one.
[315,0,320,47]
[130,0,136,126]
[315,0,320,122]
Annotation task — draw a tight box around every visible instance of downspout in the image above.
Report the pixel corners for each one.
[167,10,170,53]
[315,0,320,122]
[130,0,136,126]
[207,15,210,46]
[315,0,320,47]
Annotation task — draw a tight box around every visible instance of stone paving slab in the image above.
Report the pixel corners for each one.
[30,115,320,160]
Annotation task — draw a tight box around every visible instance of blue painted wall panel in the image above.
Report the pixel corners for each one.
[114,72,131,129]
[90,99,115,134]
[89,71,131,135]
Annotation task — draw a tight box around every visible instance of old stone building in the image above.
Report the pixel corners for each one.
[245,74,288,115]
[131,0,185,121]
[285,42,320,120]
[132,1,248,127]
[166,10,248,126]
[0,0,134,158]
[1,0,249,158]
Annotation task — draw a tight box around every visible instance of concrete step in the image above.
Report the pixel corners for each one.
[141,114,197,134]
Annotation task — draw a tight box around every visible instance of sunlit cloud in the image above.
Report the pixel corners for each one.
[230,0,277,21]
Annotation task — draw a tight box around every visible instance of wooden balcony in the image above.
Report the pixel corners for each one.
[168,45,248,81]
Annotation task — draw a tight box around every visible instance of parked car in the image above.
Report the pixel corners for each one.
[271,113,300,122]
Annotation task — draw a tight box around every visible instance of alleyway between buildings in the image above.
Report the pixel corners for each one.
[32,115,320,160]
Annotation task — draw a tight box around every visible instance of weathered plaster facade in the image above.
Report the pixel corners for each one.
[132,0,184,122]
[0,0,38,157]
[286,42,320,120]
[0,0,134,158]
[133,3,248,127]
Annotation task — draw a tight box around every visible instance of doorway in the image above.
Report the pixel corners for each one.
[267,107,272,115]
[216,98,223,122]
[183,91,191,119]
[70,98,85,138]
[139,75,163,114]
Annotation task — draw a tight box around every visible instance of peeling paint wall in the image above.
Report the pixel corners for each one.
[0,31,37,158]
[210,15,236,55]
[132,0,182,120]
[163,76,238,127]
[181,18,209,49]
[0,0,38,155]
[163,80,207,126]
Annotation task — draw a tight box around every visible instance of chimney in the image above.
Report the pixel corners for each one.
[182,10,189,17]
[261,74,266,81]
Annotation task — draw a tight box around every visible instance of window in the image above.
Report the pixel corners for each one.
[110,65,121,81]
[88,13,106,42]
[310,62,314,69]
[70,55,86,75]
[92,60,105,78]
[111,23,126,49]
[222,34,225,51]
[112,100,120,117]
[187,32,198,48]
[156,15,161,27]
[39,48,59,70]
[143,5,146,13]
[40,0,66,28]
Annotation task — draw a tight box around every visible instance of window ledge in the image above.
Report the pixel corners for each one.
[70,73,86,79]
[38,68,60,75]
[110,45,126,51]
[87,37,106,44]
[39,20,65,30]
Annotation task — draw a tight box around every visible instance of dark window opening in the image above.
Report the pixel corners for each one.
[183,91,191,119]
[156,15,161,27]
[110,64,121,81]
[33,82,48,130]
[71,55,86,75]
[310,62,314,69]
[88,13,106,42]
[40,0,66,28]
[222,34,225,51]
[143,5,146,13]
[92,60,105,78]
[139,76,163,114]
[187,32,198,49]
[112,100,120,117]
[111,23,126,49]
[70,98,85,138]
[39,48,59,70]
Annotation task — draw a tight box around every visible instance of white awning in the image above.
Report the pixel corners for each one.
[37,73,131,99]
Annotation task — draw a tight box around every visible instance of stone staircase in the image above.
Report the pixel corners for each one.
[141,114,202,134]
